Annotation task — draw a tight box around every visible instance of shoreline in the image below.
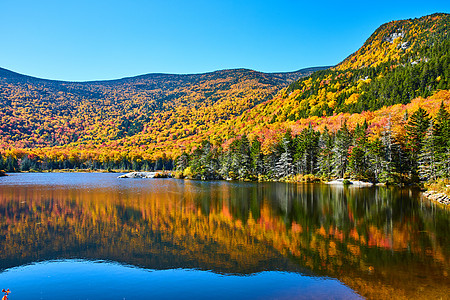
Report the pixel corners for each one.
[3,171,448,201]
[422,190,450,206]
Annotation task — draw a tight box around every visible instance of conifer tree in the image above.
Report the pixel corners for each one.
[432,102,450,177]
[176,152,189,171]
[317,126,334,179]
[405,107,431,178]
[332,121,352,178]
[381,116,394,180]
[237,135,252,179]
[418,125,438,181]
[367,138,384,182]
[275,131,294,178]
[293,124,319,175]
[250,138,263,175]
[348,122,369,179]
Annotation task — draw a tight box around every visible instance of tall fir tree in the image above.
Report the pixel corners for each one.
[275,130,294,178]
[405,107,431,179]
[432,102,450,177]
[250,138,263,176]
[317,126,334,179]
[332,121,352,178]
[348,121,369,180]
[418,125,438,181]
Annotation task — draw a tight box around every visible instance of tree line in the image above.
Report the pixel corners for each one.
[0,153,173,173]
[1,103,449,185]
[175,103,450,184]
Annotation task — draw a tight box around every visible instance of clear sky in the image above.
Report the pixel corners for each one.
[0,0,449,81]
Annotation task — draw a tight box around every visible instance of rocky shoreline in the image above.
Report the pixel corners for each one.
[422,190,450,206]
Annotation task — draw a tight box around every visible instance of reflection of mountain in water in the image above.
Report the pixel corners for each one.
[0,178,449,299]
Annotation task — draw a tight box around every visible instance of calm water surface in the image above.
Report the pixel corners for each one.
[0,173,448,299]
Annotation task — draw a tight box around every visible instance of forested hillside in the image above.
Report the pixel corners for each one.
[1,13,449,186]
[236,13,450,125]
[0,67,325,149]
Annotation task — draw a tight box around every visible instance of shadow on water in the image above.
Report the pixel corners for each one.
[0,173,449,299]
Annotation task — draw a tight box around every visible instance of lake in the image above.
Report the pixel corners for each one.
[0,173,448,299]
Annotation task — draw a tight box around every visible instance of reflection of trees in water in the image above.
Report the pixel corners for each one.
[0,181,448,299]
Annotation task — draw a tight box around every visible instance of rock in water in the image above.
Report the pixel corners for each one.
[118,172,156,178]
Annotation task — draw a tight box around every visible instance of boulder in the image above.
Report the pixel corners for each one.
[117,172,156,178]
[326,178,373,186]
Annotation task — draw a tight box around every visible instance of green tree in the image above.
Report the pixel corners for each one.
[405,107,431,178]
[332,121,352,178]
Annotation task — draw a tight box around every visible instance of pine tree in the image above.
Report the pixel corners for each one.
[405,107,431,178]
[293,124,319,175]
[237,135,252,179]
[418,125,438,181]
[302,124,320,174]
[317,126,334,179]
[348,122,369,180]
[332,121,352,178]
[381,116,394,180]
[226,138,242,179]
[199,141,212,178]
[250,138,263,176]
[275,133,294,179]
[367,138,385,182]
[432,102,450,177]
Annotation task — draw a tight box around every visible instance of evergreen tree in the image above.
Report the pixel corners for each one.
[20,155,32,171]
[418,125,438,181]
[250,138,263,175]
[432,102,450,177]
[332,121,352,178]
[381,115,394,179]
[317,126,334,179]
[237,135,252,179]
[293,124,320,175]
[0,154,5,171]
[348,122,369,180]
[405,107,431,178]
[176,152,189,171]
[275,132,294,179]
[367,138,385,182]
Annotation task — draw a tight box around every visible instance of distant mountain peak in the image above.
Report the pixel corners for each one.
[336,12,449,70]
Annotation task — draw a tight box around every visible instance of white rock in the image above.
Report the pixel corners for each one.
[118,172,156,178]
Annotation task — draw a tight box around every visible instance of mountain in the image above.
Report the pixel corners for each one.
[0,66,328,152]
[216,12,450,134]
[337,13,449,70]
[0,13,449,172]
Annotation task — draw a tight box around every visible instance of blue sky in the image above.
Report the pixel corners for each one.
[0,0,449,81]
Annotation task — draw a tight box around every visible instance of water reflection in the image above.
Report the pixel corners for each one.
[0,174,449,299]
[0,260,362,300]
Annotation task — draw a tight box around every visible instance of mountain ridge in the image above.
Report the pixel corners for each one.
[0,65,329,152]
[0,66,330,84]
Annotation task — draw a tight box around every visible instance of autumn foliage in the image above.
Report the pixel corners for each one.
[0,13,449,175]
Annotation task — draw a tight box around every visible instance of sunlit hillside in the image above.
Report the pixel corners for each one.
[247,13,449,123]
[0,13,449,171]
[337,13,449,70]
[0,67,325,150]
